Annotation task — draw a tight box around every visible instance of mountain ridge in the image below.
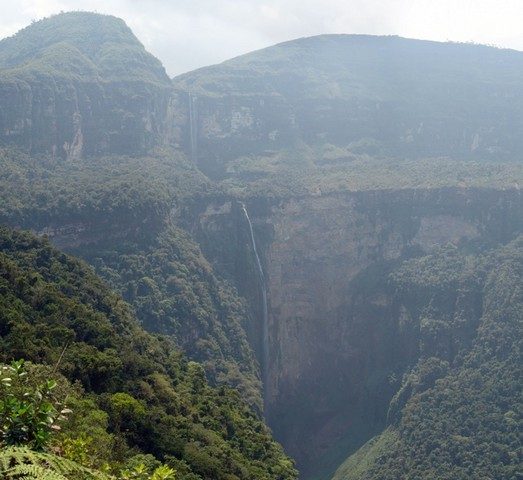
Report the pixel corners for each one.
[174,32,523,84]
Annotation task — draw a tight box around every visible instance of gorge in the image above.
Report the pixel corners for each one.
[0,11,522,480]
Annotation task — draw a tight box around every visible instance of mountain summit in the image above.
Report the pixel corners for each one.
[0,11,169,83]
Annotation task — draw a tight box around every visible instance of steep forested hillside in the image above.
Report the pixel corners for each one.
[333,239,522,479]
[0,226,297,479]
[0,146,262,409]
[84,225,262,410]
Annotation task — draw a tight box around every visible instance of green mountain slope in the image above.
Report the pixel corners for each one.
[0,226,297,480]
[333,239,522,479]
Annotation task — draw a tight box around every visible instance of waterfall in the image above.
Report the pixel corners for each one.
[188,94,198,164]
[241,203,269,401]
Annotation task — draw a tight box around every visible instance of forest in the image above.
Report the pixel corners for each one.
[0,227,297,479]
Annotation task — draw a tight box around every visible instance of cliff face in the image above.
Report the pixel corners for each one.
[170,89,299,177]
[186,187,522,477]
[0,12,171,158]
[0,76,171,159]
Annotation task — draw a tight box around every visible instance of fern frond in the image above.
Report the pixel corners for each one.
[5,463,68,480]
[0,446,109,480]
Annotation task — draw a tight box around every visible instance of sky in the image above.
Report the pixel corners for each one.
[1,0,522,77]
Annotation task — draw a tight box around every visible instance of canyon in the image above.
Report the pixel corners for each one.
[0,12,522,480]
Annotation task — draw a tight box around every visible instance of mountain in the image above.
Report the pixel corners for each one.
[172,35,523,178]
[0,12,171,159]
[0,12,522,480]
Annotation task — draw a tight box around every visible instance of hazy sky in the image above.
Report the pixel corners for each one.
[1,0,522,76]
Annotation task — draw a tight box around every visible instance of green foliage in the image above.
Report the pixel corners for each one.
[0,446,176,480]
[0,446,106,480]
[57,396,115,469]
[0,147,210,228]
[0,360,71,449]
[0,364,177,480]
[0,227,297,480]
[119,462,176,480]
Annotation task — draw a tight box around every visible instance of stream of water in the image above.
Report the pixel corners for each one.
[188,94,198,164]
[241,203,269,403]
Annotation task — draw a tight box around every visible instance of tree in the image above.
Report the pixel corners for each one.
[0,360,71,450]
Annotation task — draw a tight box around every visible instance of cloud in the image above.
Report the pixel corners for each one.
[1,0,522,76]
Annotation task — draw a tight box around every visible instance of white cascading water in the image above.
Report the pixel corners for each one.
[188,94,198,164]
[241,203,269,402]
